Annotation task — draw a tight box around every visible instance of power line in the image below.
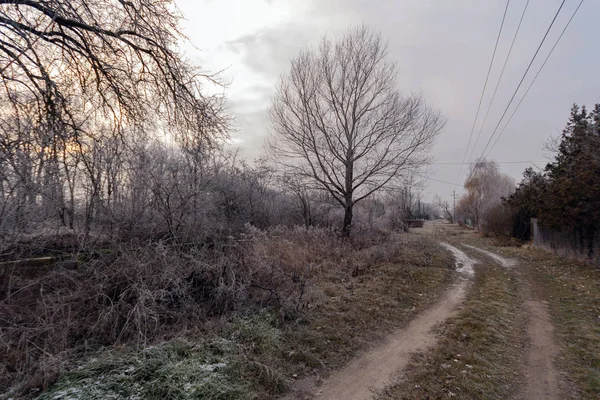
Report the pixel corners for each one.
[468,0,568,181]
[422,161,545,189]
[412,171,462,186]
[456,0,511,183]
[486,0,586,157]
[469,0,530,162]
[422,176,463,187]
[432,160,545,165]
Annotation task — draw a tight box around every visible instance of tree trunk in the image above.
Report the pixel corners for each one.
[342,198,353,237]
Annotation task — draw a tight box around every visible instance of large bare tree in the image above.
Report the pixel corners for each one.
[268,26,445,235]
[433,195,454,223]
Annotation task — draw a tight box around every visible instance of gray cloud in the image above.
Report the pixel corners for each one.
[179,0,600,202]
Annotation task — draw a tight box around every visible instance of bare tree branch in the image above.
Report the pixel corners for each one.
[0,0,228,151]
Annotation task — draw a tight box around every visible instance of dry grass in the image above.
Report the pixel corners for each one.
[1,226,457,399]
[379,245,526,399]
[1,243,240,396]
[277,232,456,378]
[1,227,318,396]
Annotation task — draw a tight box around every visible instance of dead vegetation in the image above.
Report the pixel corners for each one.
[279,232,456,379]
[0,226,323,396]
[1,227,456,399]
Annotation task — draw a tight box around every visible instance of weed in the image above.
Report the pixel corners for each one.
[5,227,457,399]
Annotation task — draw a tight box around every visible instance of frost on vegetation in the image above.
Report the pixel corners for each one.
[38,340,248,400]
[199,362,227,372]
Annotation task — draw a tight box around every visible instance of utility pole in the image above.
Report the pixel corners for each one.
[452,190,458,224]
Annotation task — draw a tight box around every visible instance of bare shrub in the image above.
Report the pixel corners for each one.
[1,223,410,395]
[0,226,336,394]
[243,225,344,317]
[0,240,252,394]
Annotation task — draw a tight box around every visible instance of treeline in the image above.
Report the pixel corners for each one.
[0,129,434,253]
[0,133,306,248]
[506,104,600,260]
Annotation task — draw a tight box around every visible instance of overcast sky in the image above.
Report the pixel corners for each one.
[176,0,600,203]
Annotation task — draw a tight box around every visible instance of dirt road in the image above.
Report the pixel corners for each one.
[469,244,560,400]
[463,242,560,400]
[521,300,560,400]
[314,279,468,399]
[283,221,562,400]
[283,241,477,400]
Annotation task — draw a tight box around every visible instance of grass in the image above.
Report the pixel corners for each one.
[34,314,285,400]
[280,233,456,377]
[438,223,600,399]
[378,243,526,400]
[23,230,457,400]
[37,340,247,400]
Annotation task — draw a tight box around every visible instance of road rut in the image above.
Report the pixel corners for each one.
[463,244,561,400]
[283,243,476,400]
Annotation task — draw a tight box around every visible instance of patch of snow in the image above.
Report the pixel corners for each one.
[440,243,477,277]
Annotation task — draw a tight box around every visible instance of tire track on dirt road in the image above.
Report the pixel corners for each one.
[282,243,476,400]
[463,244,516,268]
[463,243,560,400]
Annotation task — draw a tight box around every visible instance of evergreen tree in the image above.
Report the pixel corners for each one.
[543,104,600,235]
[509,103,600,254]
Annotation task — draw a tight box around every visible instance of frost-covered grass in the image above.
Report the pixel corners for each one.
[38,339,249,400]
[38,312,287,400]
